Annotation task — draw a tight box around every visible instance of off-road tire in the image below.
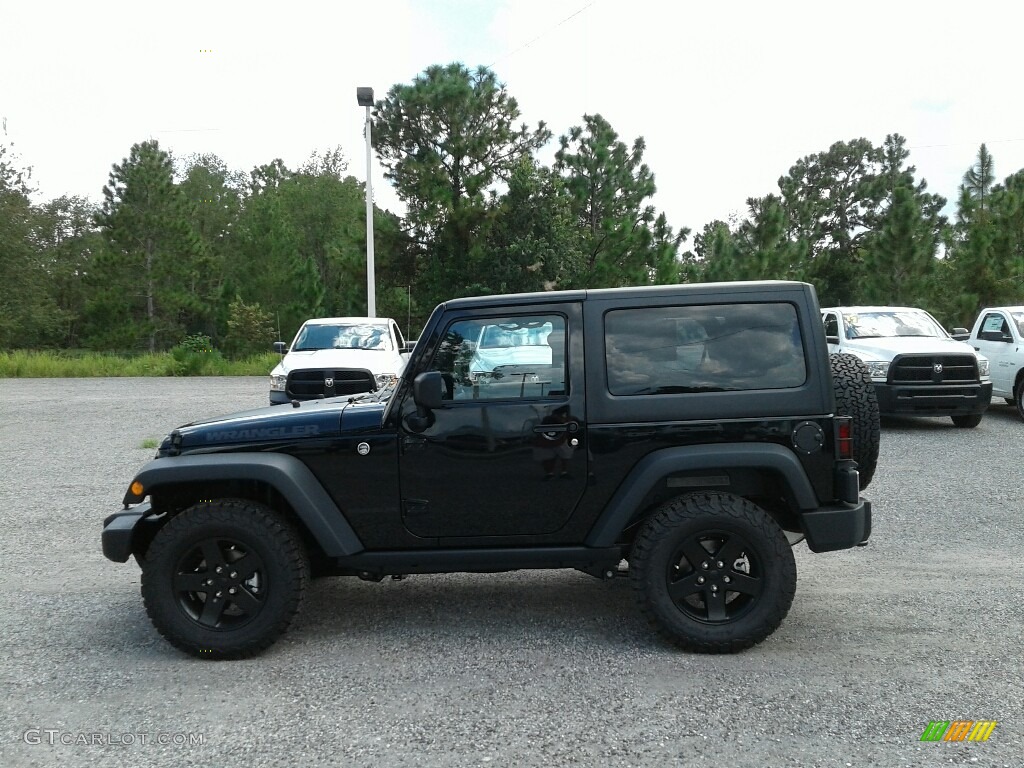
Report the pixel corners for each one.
[141,500,309,660]
[1016,378,1024,422]
[630,491,796,653]
[951,414,983,428]
[829,353,881,489]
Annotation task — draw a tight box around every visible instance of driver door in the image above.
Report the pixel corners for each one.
[397,303,588,540]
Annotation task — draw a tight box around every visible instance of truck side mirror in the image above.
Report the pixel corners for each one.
[950,328,970,341]
[825,335,840,345]
[273,341,288,354]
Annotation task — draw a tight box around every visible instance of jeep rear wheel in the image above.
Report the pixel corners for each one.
[141,500,309,659]
[630,492,796,653]
[829,353,881,489]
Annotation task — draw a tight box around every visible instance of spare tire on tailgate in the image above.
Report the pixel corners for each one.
[829,353,881,490]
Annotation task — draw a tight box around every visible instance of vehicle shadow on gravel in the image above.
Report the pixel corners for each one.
[880,415,982,430]
[292,571,647,647]
[880,400,1019,430]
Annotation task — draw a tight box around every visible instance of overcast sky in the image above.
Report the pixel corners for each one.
[3,0,1024,239]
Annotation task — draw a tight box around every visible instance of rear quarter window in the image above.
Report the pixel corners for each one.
[605,303,806,395]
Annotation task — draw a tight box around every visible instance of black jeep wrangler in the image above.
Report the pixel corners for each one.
[103,281,878,659]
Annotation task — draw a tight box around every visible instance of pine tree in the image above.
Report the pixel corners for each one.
[554,113,684,288]
[92,140,205,350]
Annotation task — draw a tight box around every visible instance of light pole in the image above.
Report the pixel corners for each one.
[356,86,376,317]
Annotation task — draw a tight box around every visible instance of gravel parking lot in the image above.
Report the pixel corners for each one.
[1,377,1021,768]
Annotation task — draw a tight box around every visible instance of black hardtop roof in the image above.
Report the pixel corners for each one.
[440,280,812,311]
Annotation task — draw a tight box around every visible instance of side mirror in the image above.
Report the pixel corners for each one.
[825,335,840,345]
[413,371,444,410]
[273,341,288,354]
[950,328,970,341]
[406,371,444,433]
[404,340,417,354]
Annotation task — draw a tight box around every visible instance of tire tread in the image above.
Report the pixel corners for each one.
[141,499,309,660]
[629,491,796,654]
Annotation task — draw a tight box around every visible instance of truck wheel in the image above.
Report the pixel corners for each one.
[951,414,983,428]
[630,491,796,653]
[141,500,309,660]
[1017,381,1024,422]
[829,353,881,489]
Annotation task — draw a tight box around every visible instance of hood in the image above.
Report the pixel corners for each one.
[843,336,981,359]
[164,398,387,453]
[273,348,404,376]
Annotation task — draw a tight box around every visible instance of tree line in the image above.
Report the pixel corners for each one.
[1,62,1022,355]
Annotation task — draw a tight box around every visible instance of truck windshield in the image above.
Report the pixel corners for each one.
[843,311,945,339]
[293,323,392,351]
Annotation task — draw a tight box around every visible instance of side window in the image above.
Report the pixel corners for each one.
[429,314,567,401]
[605,303,806,395]
[392,322,406,351]
[823,313,839,339]
[980,313,1010,341]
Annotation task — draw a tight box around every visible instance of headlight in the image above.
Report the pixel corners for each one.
[374,373,397,389]
[864,361,890,380]
[270,374,287,391]
[977,358,990,377]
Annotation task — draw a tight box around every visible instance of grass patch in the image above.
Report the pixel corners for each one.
[0,350,280,377]
[140,438,160,450]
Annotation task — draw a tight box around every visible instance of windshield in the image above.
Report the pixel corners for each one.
[843,310,946,340]
[292,323,392,351]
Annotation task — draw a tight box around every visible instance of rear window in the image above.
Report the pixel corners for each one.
[605,303,806,395]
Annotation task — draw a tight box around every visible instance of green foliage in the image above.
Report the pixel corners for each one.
[962,143,995,213]
[940,146,1023,325]
[140,438,159,450]
[483,157,583,294]
[0,349,278,377]
[224,297,276,358]
[176,333,215,353]
[373,63,551,307]
[91,140,208,352]
[554,113,686,288]
[0,142,66,347]
[4,66,1024,361]
[170,334,224,375]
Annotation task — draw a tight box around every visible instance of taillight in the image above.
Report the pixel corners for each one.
[835,416,853,460]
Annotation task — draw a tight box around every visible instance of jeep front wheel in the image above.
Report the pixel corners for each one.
[141,500,309,659]
[630,492,796,653]
[829,353,881,489]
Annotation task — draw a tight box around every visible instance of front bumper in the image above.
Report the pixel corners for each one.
[102,502,158,563]
[873,382,992,416]
[801,498,871,553]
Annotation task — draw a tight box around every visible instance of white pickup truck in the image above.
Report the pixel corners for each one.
[269,317,413,405]
[821,306,992,427]
[967,306,1024,420]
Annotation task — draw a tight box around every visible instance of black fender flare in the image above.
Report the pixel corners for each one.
[585,443,819,547]
[123,453,364,557]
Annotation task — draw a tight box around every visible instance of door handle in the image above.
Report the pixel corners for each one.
[533,421,579,434]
